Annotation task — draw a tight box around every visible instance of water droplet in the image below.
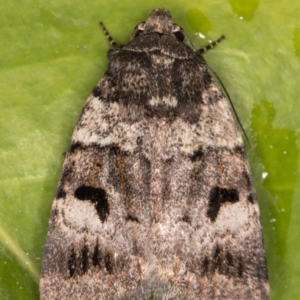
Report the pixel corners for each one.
[251,99,298,258]
[293,27,300,57]
[186,8,211,37]
[228,0,260,21]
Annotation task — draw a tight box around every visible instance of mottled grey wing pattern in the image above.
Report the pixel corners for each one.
[40,8,269,300]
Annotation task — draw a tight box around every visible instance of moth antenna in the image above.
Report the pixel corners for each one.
[199,35,225,53]
[99,22,118,47]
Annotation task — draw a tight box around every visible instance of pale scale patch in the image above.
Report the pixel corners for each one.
[54,199,102,234]
[151,54,174,66]
[148,96,161,106]
[212,200,254,232]
[74,114,242,153]
[162,96,178,107]
[73,99,119,146]
[114,121,144,153]
[74,94,242,152]
[148,96,178,107]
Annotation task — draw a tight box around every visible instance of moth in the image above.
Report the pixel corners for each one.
[40,8,269,300]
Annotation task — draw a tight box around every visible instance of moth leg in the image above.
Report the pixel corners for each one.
[198,35,225,53]
[99,22,118,47]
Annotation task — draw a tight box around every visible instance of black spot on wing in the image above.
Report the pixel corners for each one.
[91,243,114,273]
[67,245,91,277]
[200,246,243,279]
[243,171,252,189]
[226,252,234,269]
[69,142,104,155]
[74,185,109,222]
[92,242,100,268]
[81,245,89,274]
[238,260,244,277]
[56,163,74,200]
[56,187,66,199]
[68,247,76,278]
[104,252,113,274]
[69,141,84,154]
[207,186,239,222]
[201,257,209,276]
[182,214,191,224]
[126,215,139,223]
[233,145,246,157]
[190,149,204,162]
[92,85,102,98]
[212,245,222,273]
[247,193,255,204]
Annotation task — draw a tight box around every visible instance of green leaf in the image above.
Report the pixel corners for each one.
[0,0,299,299]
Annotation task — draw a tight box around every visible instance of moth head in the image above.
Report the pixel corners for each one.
[130,8,186,42]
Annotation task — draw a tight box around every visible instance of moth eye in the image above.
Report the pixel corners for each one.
[132,22,145,38]
[134,30,144,38]
[173,24,185,41]
[174,30,185,41]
